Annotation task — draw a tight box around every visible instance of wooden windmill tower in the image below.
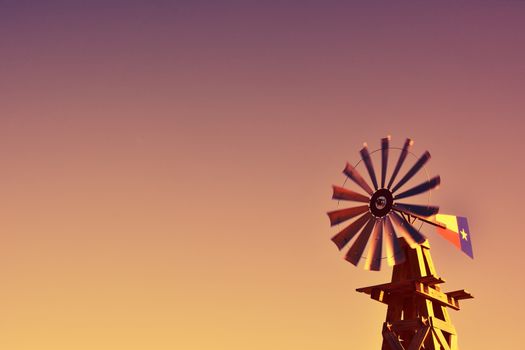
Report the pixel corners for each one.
[327,137,474,350]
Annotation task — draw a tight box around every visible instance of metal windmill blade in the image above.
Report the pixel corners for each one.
[391,151,431,194]
[387,138,413,190]
[327,136,441,270]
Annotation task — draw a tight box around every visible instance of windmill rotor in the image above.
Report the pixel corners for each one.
[327,137,442,271]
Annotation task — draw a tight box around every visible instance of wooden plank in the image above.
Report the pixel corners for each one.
[414,283,460,310]
[446,289,474,300]
[390,318,421,332]
[432,327,451,350]
[407,326,430,350]
[429,332,441,350]
[413,245,427,278]
[357,280,412,294]
[418,275,445,285]
[421,245,437,276]
[428,316,456,335]
[382,330,405,350]
[371,288,387,303]
[449,334,459,350]
[357,275,443,295]
[385,296,404,322]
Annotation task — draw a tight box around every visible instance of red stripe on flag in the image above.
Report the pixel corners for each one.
[436,227,461,248]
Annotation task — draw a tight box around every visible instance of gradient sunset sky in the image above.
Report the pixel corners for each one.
[1,1,524,349]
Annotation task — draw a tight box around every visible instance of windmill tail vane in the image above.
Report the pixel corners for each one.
[327,136,474,270]
[432,214,474,258]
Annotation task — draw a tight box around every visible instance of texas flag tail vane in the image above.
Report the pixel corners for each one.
[433,214,474,259]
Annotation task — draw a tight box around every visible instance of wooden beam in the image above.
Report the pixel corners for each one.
[428,316,456,335]
[357,275,444,295]
[446,289,474,300]
[371,288,386,303]
[357,280,412,295]
[412,246,427,278]
[390,318,422,332]
[414,283,461,310]
[418,275,445,285]
[407,326,431,350]
[432,328,452,350]
[382,329,406,350]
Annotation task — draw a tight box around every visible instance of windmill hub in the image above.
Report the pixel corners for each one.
[370,188,393,217]
[375,196,387,209]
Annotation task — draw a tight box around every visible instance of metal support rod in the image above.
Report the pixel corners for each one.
[392,209,446,229]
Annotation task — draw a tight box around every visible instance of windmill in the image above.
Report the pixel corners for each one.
[327,137,473,350]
